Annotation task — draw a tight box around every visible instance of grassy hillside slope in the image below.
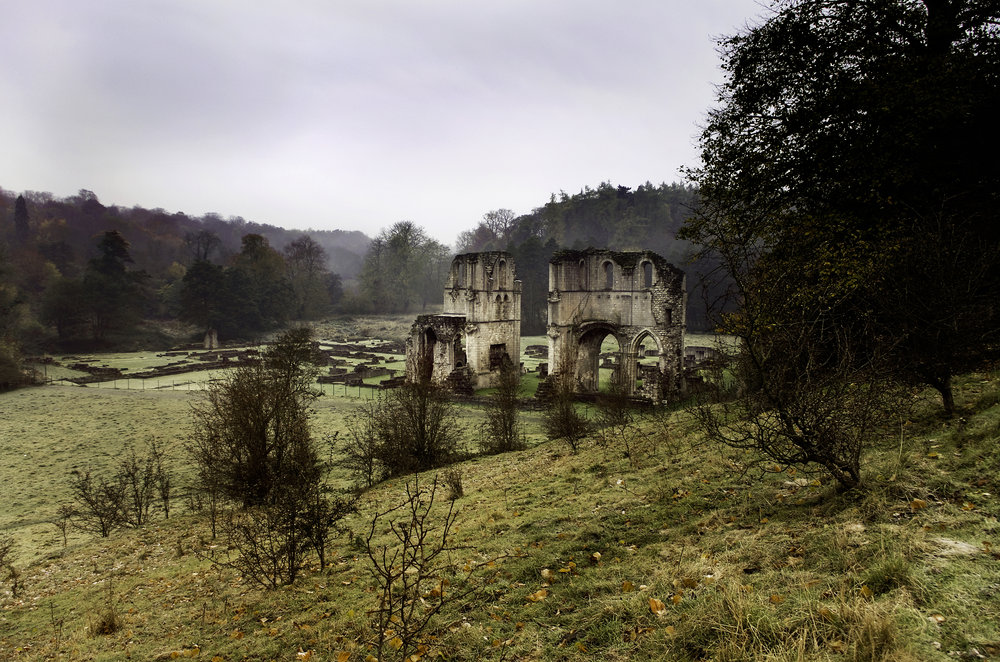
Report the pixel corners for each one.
[1,370,999,661]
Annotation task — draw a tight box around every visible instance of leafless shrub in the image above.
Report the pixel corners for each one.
[149,438,172,519]
[691,320,903,489]
[343,382,462,485]
[594,382,652,468]
[542,373,590,452]
[479,361,526,455]
[117,446,157,527]
[68,469,127,537]
[364,476,500,661]
[342,399,381,488]
[68,440,174,537]
[215,483,356,588]
[302,487,357,572]
[51,505,75,546]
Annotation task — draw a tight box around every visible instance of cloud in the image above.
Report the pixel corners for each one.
[0,0,762,243]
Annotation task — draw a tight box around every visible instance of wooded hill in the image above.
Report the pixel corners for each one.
[0,188,369,361]
[0,188,369,282]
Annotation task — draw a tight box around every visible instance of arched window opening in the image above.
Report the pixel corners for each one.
[642,261,653,288]
[603,261,614,290]
[635,333,660,393]
[497,260,507,288]
[578,260,587,289]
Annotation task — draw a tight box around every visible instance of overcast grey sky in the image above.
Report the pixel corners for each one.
[0,1,763,245]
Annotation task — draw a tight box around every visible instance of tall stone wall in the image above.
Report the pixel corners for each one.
[546,248,686,399]
[406,252,521,390]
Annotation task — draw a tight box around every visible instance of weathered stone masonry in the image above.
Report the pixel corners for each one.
[406,248,686,400]
[406,252,521,390]
[546,249,686,400]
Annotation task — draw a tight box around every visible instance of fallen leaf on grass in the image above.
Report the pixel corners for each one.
[622,580,635,593]
[526,589,548,602]
[649,598,667,616]
[769,594,784,604]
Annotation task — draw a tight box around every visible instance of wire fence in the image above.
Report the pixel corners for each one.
[44,376,383,399]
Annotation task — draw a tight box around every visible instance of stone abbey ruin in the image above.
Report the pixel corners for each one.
[406,248,687,400]
[406,252,522,392]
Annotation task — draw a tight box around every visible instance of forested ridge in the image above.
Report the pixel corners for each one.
[0,188,368,363]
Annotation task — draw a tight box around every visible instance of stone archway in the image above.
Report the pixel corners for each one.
[572,322,625,392]
[545,248,686,400]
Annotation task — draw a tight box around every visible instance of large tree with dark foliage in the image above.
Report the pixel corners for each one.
[683,0,1000,418]
[228,234,294,331]
[178,259,226,336]
[83,230,149,343]
[13,195,30,246]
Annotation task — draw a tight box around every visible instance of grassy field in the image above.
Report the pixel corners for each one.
[1,327,999,660]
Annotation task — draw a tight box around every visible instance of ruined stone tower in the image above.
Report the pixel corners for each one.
[406,252,521,391]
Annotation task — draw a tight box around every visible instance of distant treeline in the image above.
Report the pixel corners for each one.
[0,188,369,361]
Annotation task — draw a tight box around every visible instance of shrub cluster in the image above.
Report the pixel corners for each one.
[343,381,462,487]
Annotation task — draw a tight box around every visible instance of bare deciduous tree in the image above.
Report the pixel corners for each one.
[542,359,590,452]
[482,208,517,239]
[594,381,651,468]
[68,469,126,538]
[691,308,903,489]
